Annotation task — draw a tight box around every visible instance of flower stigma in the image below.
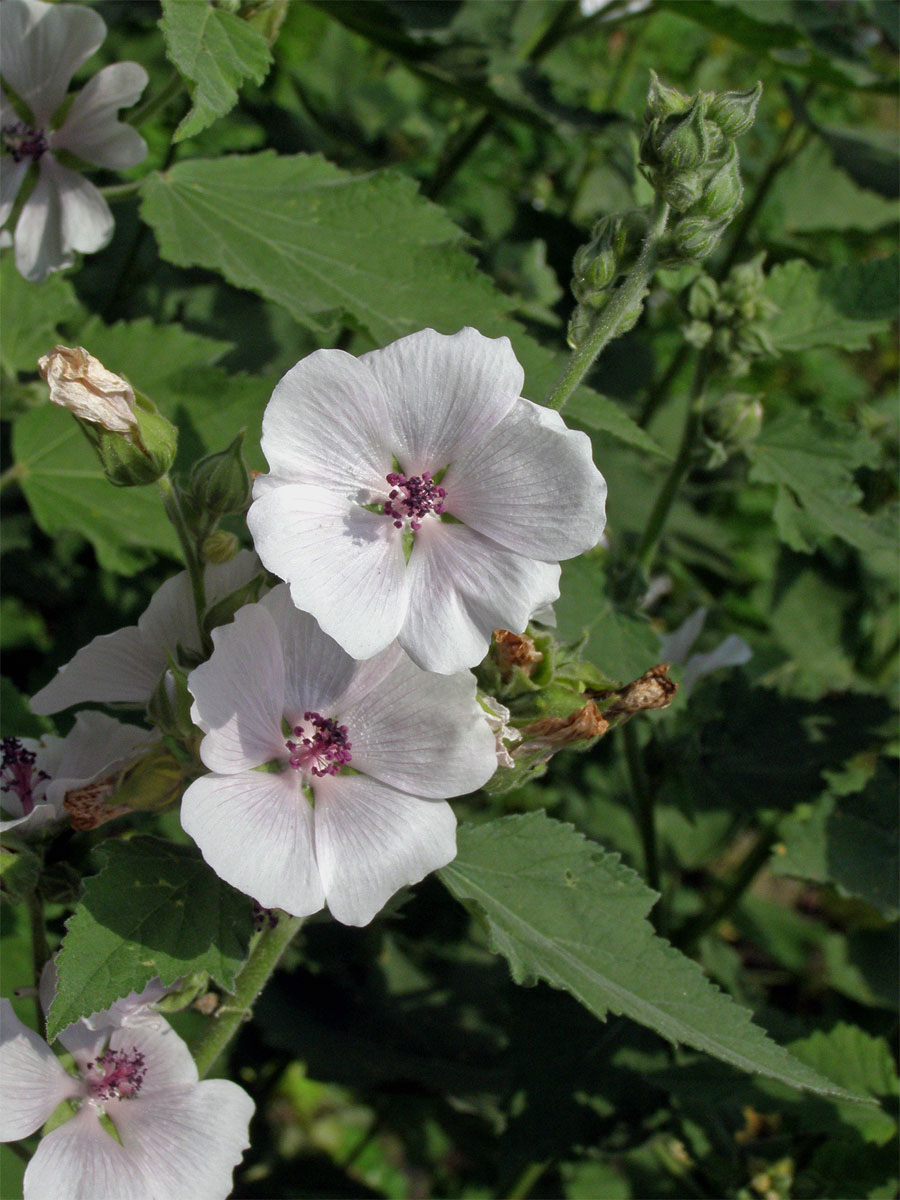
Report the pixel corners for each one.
[2,121,49,163]
[1,737,48,816]
[286,712,352,777]
[85,1046,146,1102]
[383,471,446,531]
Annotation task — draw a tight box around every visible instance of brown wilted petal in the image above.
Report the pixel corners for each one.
[601,664,677,719]
[38,344,137,434]
[493,628,543,679]
[64,776,133,831]
[520,699,609,751]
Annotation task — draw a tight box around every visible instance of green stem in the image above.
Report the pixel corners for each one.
[157,476,210,655]
[5,1140,32,1164]
[632,350,709,580]
[545,199,670,412]
[0,463,25,492]
[126,68,184,128]
[26,888,51,1032]
[97,180,143,202]
[675,828,778,953]
[505,1160,550,1200]
[623,721,660,896]
[190,916,303,1078]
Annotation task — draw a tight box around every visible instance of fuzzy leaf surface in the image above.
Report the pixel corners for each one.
[48,837,254,1040]
[440,812,868,1100]
[765,257,896,352]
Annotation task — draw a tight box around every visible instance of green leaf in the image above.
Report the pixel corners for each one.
[746,410,896,556]
[48,836,254,1041]
[765,258,896,353]
[555,556,661,683]
[439,812,868,1100]
[160,0,273,143]
[773,762,899,919]
[763,140,897,234]
[565,390,672,460]
[0,677,54,738]
[0,256,84,376]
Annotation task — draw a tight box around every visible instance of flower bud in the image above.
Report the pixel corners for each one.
[703,392,764,465]
[93,391,178,487]
[201,530,241,564]
[147,662,196,743]
[155,972,210,1013]
[687,274,719,319]
[660,169,705,213]
[567,302,596,350]
[188,432,252,518]
[38,345,137,433]
[645,70,691,121]
[113,744,185,812]
[682,319,713,349]
[668,215,727,262]
[694,145,743,222]
[655,96,710,173]
[707,82,762,138]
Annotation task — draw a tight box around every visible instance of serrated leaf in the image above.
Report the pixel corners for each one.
[765,258,896,353]
[747,410,896,556]
[773,762,899,919]
[0,256,84,376]
[565,390,672,460]
[440,813,868,1099]
[48,836,254,1040]
[160,0,273,142]
[763,140,897,234]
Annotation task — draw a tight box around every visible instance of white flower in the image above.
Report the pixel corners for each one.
[1,0,148,282]
[30,551,261,714]
[0,711,157,835]
[479,694,521,769]
[38,344,137,433]
[181,585,497,926]
[246,328,607,674]
[659,607,752,697]
[0,975,253,1200]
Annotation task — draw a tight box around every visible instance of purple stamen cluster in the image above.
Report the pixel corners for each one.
[1,737,48,817]
[2,122,49,163]
[286,711,352,777]
[383,471,446,531]
[86,1047,146,1101]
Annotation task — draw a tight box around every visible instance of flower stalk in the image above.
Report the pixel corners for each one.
[157,475,211,657]
[190,915,303,1078]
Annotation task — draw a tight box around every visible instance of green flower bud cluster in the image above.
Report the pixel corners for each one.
[567,210,650,348]
[701,390,764,468]
[640,72,761,264]
[682,253,778,377]
[180,431,253,546]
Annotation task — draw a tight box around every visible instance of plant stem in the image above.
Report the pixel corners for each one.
[0,463,25,492]
[675,828,778,953]
[126,68,184,128]
[26,888,51,1032]
[6,1140,31,1163]
[190,915,303,1078]
[631,350,709,580]
[545,199,670,412]
[97,180,143,202]
[505,1160,550,1200]
[623,721,660,897]
[156,476,210,655]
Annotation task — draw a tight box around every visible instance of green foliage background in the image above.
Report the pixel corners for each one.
[1,1,897,1198]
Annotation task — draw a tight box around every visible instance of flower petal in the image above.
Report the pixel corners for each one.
[23,1105,156,1200]
[260,585,358,719]
[13,158,70,282]
[248,483,409,660]
[111,1080,253,1200]
[314,773,457,926]
[45,156,114,253]
[362,327,523,472]
[442,398,607,560]
[0,155,28,228]
[682,634,752,696]
[0,0,106,126]
[259,349,393,495]
[0,999,80,1141]
[400,521,560,673]
[343,655,496,798]
[659,607,707,666]
[106,1019,198,1094]
[51,62,148,169]
[181,771,325,917]
[188,604,286,774]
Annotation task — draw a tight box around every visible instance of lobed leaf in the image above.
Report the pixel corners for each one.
[765,257,897,353]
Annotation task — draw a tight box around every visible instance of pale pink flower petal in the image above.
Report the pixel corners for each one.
[0,0,106,126]
[52,62,148,169]
[181,770,324,917]
[23,1105,157,1200]
[12,159,71,282]
[314,773,457,927]
[401,521,561,674]
[0,1001,80,1142]
[361,327,524,471]
[259,587,359,719]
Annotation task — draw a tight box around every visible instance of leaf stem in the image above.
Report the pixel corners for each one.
[190,915,303,1078]
[544,199,669,413]
[97,180,143,202]
[0,463,25,492]
[623,721,660,898]
[505,1160,550,1200]
[675,828,778,953]
[156,475,211,657]
[126,68,184,128]
[26,888,51,1032]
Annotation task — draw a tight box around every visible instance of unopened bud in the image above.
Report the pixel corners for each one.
[669,215,727,261]
[687,274,719,319]
[645,70,691,121]
[695,145,743,222]
[707,82,762,138]
[189,432,252,518]
[201,530,240,564]
[244,0,289,44]
[113,744,184,812]
[155,972,210,1013]
[38,345,137,434]
[683,319,713,349]
[655,96,709,173]
[94,391,178,487]
[147,663,196,742]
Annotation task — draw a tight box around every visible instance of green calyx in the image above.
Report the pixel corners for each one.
[88,390,177,487]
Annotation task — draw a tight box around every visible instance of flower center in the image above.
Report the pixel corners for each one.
[2,121,48,163]
[85,1047,146,1102]
[286,712,352,777]
[1,737,48,817]
[383,471,446,531]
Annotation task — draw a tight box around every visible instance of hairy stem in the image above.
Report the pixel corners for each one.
[157,476,210,656]
[545,199,670,412]
[26,888,51,1032]
[191,916,303,1078]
